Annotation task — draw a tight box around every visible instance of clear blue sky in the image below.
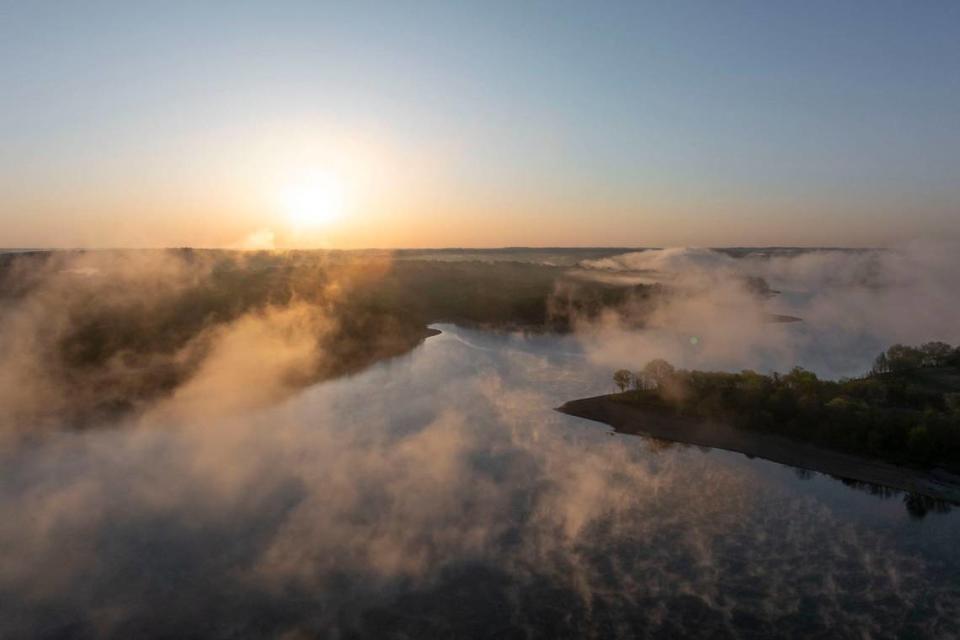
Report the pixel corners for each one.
[2,1,958,247]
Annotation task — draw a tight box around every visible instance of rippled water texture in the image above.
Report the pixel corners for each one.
[3,325,959,638]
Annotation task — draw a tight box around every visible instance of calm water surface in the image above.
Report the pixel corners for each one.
[3,325,959,638]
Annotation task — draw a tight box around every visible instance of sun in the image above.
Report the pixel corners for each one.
[280,169,347,230]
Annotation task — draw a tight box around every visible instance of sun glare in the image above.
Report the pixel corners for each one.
[281,169,347,230]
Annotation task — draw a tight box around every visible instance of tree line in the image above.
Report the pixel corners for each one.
[612,342,960,467]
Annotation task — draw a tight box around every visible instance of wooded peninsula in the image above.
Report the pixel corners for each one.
[561,343,960,505]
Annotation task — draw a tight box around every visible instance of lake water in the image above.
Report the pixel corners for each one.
[3,324,959,638]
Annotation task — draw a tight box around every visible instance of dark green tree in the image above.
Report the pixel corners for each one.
[886,344,924,372]
[643,359,675,388]
[920,341,953,367]
[871,352,890,375]
[613,369,633,393]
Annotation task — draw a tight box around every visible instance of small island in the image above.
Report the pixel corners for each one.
[559,342,960,505]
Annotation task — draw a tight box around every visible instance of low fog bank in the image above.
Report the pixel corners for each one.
[2,330,958,638]
[0,249,464,439]
[2,245,960,637]
[7,243,940,439]
[575,242,960,378]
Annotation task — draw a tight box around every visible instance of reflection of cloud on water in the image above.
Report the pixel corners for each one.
[2,331,959,638]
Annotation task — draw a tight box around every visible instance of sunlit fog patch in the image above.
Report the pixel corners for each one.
[574,243,960,378]
[582,246,736,276]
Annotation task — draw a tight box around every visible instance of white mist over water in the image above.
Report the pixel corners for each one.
[2,244,960,637]
[1,324,959,638]
[575,243,960,378]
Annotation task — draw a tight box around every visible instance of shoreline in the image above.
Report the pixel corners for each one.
[558,395,960,504]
